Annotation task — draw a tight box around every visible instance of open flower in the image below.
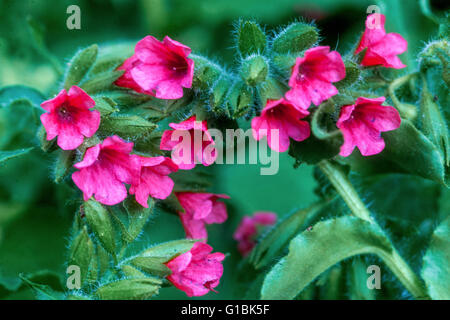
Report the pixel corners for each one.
[40,86,100,150]
[115,35,194,99]
[251,98,310,152]
[176,192,229,241]
[129,156,178,208]
[285,46,345,109]
[233,212,277,257]
[355,13,407,69]
[72,135,141,206]
[337,97,401,157]
[166,242,225,297]
[160,116,216,170]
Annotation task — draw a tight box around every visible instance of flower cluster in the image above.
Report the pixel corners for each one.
[38,12,407,299]
[252,14,403,156]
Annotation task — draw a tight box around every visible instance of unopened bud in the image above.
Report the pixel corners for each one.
[272,23,319,54]
[240,55,269,87]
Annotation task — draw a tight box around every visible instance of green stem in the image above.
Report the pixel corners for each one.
[387,73,418,120]
[318,160,428,299]
[318,160,372,223]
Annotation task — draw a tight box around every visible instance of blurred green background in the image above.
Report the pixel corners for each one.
[0,0,447,299]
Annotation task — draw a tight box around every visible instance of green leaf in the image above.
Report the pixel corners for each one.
[100,113,157,139]
[261,216,394,299]
[83,199,116,255]
[79,70,124,94]
[0,147,33,165]
[349,257,376,300]
[95,278,161,300]
[342,120,448,186]
[68,226,94,285]
[64,45,99,90]
[236,20,267,57]
[19,275,64,300]
[420,77,449,167]
[289,133,343,165]
[129,239,197,277]
[53,149,75,183]
[421,215,450,299]
[249,202,328,269]
[0,85,45,109]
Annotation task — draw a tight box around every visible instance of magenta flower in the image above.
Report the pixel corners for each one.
[72,136,141,206]
[40,86,100,150]
[129,156,178,208]
[176,192,229,241]
[115,35,194,99]
[160,116,216,170]
[233,212,277,257]
[355,13,407,69]
[337,97,401,157]
[251,98,310,152]
[115,55,152,96]
[285,46,346,110]
[165,242,225,297]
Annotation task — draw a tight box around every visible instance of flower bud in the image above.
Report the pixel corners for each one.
[240,55,269,87]
[209,77,231,116]
[228,81,254,118]
[272,22,319,55]
[257,77,284,104]
[191,55,222,91]
[129,239,196,277]
[236,20,267,57]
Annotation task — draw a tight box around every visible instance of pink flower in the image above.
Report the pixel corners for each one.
[129,156,178,208]
[165,242,225,297]
[115,35,194,99]
[285,46,345,109]
[355,13,407,69]
[115,55,152,96]
[176,192,229,241]
[40,86,100,150]
[337,97,401,157]
[72,135,141,206]
[251,98,310,152]
[160,116,216,170]
[233,212,277,257]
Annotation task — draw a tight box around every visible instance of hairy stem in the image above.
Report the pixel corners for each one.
[318,159,428,299]
[318,160,372,223]
[387,73,418,120]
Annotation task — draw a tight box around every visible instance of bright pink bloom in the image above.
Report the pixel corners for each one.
[337,97,401,157]
[72,136,141,206]
[251,98,310,152]
[129,156,178,208]
[285,46,345,109]
[176,192,229,241]
[165,242,225,297]
[40,86,100,150]
[160,116,216,170]
[115,35,194,99]
[233,212,277,257]
[355,13,407,69]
